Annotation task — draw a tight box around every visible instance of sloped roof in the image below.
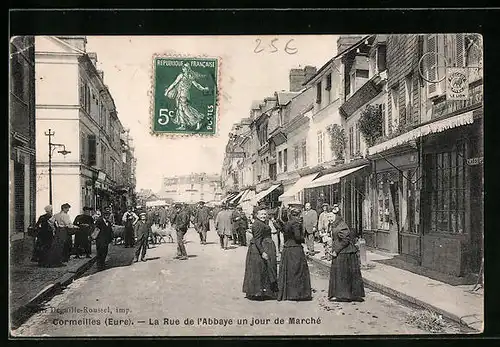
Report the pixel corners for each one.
[276,91,300,106]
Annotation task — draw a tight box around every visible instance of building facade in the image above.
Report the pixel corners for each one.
[161,173,222,204]
[220,34,483,278]
[10,36,36,242]
[35,36,135,218]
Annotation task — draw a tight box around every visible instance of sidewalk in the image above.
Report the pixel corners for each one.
[9,243,97,329]
[306,240,484,332]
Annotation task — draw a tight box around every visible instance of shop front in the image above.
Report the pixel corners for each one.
[365,147,420,258]
[421,111,483,277]
[304,164,368,229]
[279,172,319,207]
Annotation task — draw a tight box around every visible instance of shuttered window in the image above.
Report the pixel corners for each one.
[427,34,438,94]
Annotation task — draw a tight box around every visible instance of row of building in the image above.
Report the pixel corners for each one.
[9,36,137,245]
[135,173,223,207]
[220,34,483,278]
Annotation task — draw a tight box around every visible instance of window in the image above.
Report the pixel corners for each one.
[301,141,307,167]
[79,79,85,107]
[294,145,299,169]
[344,65,351,98]
[317,131,324,164]
[376,172,392,230]
[80,132,86,162]
[278,151,283,173]
[325,73,332,90]
[349,70,356,97]
[379,102,387,137]
[425,143,466,234]
[283,149,288,172]
[88,134,97,166]
[377,45,387,72]
[390,87,399,134]
[355,126,361,156]
[349,127,354,158]
[316,81,322,104]
[356,69,369,78]
[10,44,25,100]
[404,74,413,126]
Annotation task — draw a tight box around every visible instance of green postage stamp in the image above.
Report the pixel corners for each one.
[152,56,219,136]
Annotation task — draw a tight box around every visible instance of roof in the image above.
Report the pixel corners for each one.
[276,91,300,106]
[303,34,374,86]
[250,100,263,110]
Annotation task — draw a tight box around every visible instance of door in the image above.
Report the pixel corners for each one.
[468,134,483,273]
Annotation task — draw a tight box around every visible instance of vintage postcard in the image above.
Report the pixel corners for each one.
[9,34,483,337]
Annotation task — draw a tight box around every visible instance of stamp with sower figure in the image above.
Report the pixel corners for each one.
[152,56,218,135]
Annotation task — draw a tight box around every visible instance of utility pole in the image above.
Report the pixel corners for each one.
[44,129,71,206]
[45,129,55,205]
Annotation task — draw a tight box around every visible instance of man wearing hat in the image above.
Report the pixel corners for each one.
[134,212,152,262]
[195,201,210,245]
[93,207,114,270]
[172,203,190,260]
[318,203,330,243]
[302,202,318,256]
[73,206,95,258]
[53,203,74,262]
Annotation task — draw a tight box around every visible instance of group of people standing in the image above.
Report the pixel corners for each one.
[214,203,248,250]
[242,202,365,303]
[32,203,114,271]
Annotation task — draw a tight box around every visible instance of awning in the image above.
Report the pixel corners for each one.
[279,173,319,202]
[368,111,475,156]
[250,184,281,205]
[305,165,368,189]
[229,190,247,204]
[220,192,238,204]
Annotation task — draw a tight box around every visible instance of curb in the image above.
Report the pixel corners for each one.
[306,254,480,332]
[10,256,97,330]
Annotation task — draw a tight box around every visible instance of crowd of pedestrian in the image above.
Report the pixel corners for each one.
[31,203,115,271]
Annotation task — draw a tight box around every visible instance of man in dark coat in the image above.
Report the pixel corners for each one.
[195,201,210,245]
[172,203,190,260]
[93,208,114,271]
[134,212,151,262]
[233,206,249,246]
[73,206,94,258]
[32,205,55,267]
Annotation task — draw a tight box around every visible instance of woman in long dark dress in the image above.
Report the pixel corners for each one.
[277,206,312,301]
[328,204,365,302]
[242,206,278,300]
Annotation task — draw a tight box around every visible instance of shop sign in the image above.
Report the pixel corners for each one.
[466,156,483,166]
[433,82,483,119]
[446,68,469,101]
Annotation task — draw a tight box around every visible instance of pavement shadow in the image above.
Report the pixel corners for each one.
[203,242,218,245]
[226,246,238,250]
[143,256,161,262]
[188,255,198,258]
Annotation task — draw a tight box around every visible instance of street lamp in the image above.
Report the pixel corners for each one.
[44,129,71,205]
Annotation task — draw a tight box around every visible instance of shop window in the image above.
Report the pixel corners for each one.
[376,173,391,230]
[425,143,466,234]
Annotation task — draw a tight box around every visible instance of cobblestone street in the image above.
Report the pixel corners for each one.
[12,227,463,336]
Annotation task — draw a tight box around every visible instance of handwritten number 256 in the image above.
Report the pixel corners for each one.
[254,38,298,55]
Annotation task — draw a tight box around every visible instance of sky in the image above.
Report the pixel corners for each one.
[86,35,338,193]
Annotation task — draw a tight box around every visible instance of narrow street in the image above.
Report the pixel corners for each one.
[12,226,463,336]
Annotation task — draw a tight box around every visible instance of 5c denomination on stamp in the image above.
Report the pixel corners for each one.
[152,56,219,136]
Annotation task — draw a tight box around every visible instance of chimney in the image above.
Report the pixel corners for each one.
[337,35,365,55]
[87,52,98,67]
[304,65,318,85]
[289,68,305,92]
[289,66,317,92]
